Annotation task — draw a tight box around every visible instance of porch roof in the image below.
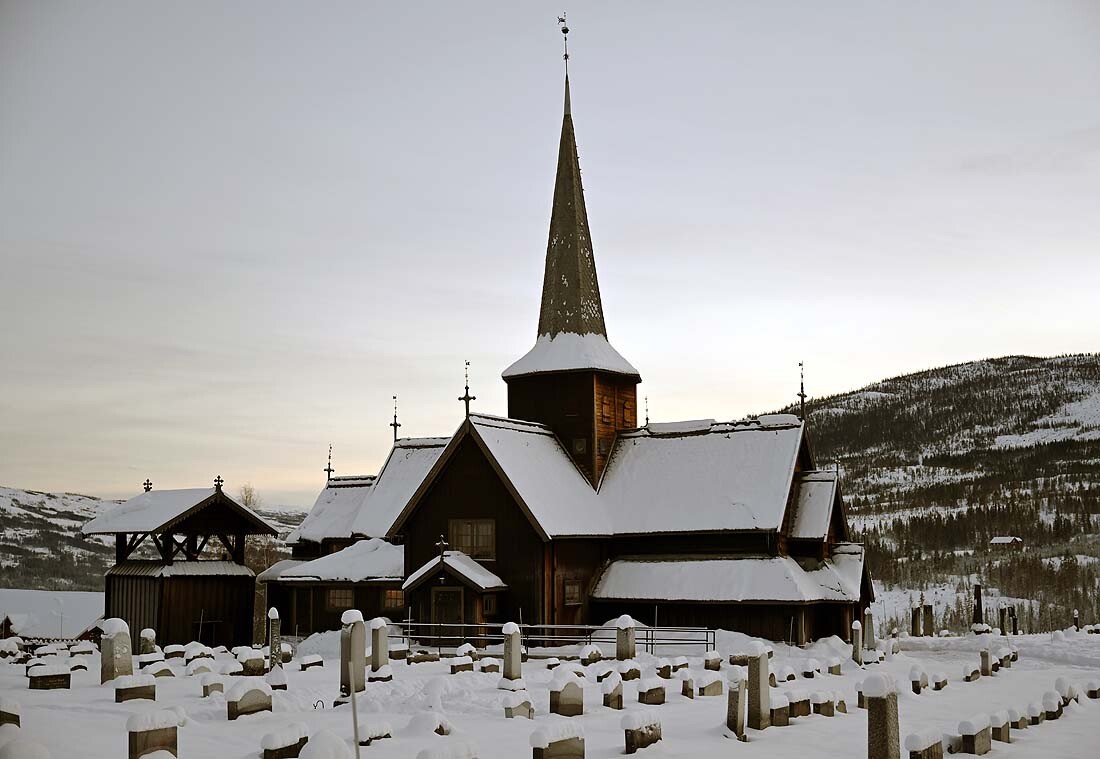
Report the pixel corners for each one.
[402,550,506,593]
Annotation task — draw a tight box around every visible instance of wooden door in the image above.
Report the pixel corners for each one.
[431,587,463,646]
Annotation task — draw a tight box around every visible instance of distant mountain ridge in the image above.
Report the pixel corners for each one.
[0,485,305,591]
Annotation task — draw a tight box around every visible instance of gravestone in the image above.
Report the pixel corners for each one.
[502,623,522,681]
[615,616,636,661]
[911,607,922,638]
[623,714,661,754]
[747,649,770,730]
[864,609,876,651]
[638,679,665,706]
[865,675,899,759]
[990,711,1010,743]
[851,620,863,665]
[504,692,534,719]
[139,629,156,656]
[369,618,391,682]
[770,694,789,726]
[923,605,934,637]
[1073,609,1080,631]
[228,684,273,720]
[127,712,178,759]
[980,649,992,678]
[972,584,984,626]
[115,675,156,703]
[602,678,623,709]
[261,723,309,759]
[725,675,747,741]
[338,612,366,700]
[550,679,583,717]
[998,606,1008,635]
[100,619,134,684]
[267,608,282,674]
[0,699,19,728]
[531,733,584,759]
[959,715,992,755]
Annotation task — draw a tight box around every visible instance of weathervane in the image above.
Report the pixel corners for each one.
[389,395,402,443]
[558,13,569,76]
[324,444,334,481]
[797,362,807,421]
[458,360,476,418]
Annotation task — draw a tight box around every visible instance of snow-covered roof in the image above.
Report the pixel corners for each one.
[591,545,864,603]
[287,478,373,544]
[503,332,640,380]
[595,415,804,535]
[105,560,255,578]
[789,471,838,540]
[277,539,403,583]
[0,589,104,639]
[989,536,1023,544]
[82,487,276,536]
[256,559,304,583]
[403,550,506,593]
[349,438,448,538]
[468,415,607,537]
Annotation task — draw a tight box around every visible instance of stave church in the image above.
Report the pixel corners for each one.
[262,72,872,646]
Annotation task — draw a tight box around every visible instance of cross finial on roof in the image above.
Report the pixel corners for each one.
[213,475,224,491]
[458,361,476,418]
[323,444,334,481]
[797,361,808,421]
[644,395,650,427]
[435,534,449,559]
[390,395,402,443]
[143,479,153,493]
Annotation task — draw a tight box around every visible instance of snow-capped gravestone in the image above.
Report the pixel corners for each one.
[851,620,863,665]
[623,711,661,754]
[100,618,134,684]
[228,680,273,720]
[504,691,534,719]
[602,673,623,709]
[139,629,156,656]
[770,694,790,726]
[746,644,770,730]
[638,678,665,706]
[238,649,266,677]
[864,609,876,651]
[531,723,584,759]
[904,729,943,759]
[865,674,899,759]
[115,674,156,703]
[261,722,309,759]
[959,714,992,755]
[980,649,993,678]
[549,673,583,717]
[502,622,522,682]
[201,674,224,697]
[725,667,747,741]
[126,708,182,759]
[998,606,1008,636]
[267,608,282,674]
[28,664,70,690]
[369,618,391,682]
[615,615,635,661]
[0,698,19,728]
[338,610,366,701]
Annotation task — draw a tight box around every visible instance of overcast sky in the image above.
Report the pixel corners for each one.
[1,1,1098,508]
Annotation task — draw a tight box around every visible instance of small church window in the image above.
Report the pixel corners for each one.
[564,580,582,606]
[598,438,610,455]
[449,518,496,560]
[572,438,587,455]
[483,594,497,616]
[383,589,405,609]
[326,588,354,611]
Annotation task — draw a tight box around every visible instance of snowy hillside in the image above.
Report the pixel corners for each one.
[796,354,1100,630]
[0,485,305,592]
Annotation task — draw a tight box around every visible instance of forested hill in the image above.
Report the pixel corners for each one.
[797,353,1100,630]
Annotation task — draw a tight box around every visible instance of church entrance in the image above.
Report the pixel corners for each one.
[431,586,464,645]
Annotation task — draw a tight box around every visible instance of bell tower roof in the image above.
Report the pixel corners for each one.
[503,76,639,381]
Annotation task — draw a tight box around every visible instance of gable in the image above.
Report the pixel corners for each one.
[83,488,275,536]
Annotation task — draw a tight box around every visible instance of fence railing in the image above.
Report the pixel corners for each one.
[389,620,715,657]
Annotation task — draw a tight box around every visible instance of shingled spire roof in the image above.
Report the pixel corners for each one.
[503,77,639,380]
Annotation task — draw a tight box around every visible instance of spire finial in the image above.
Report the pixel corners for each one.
[213,475,224,491]
[797,361,808,421]
[389,395,402,443]
[558,13,570,78]
[323,444,334,481]
[644,395,650,427]
[143,478,153,493]
[459,360,476,418]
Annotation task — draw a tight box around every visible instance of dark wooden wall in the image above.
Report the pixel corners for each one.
[401,436,546,624]
[266,583,402,637]
[156,575,255,647]
[593,373,637,480]
[106,575,160,637]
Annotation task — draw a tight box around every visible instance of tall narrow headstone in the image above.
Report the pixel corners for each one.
[851,620,863,666]
[725,670,747,741]
[1073,609,1079,631]
[923,604,934,637]
[865,674,899,759]
[999,605,1008,635]
[139,629,156,656]
[369,618,390,681]
[973,584,984,626]
[100,618,134,684]
[1010,608,1019,636]
[267,608,281,674]
[502,622,522,682]
[863,608,876,651]
[911,607,922,638]
[980,648,992,678]
[747,646,770,730]
[339,611,366,699]
[615,616,636,661]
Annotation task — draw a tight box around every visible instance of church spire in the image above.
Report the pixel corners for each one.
[537,74,606,339]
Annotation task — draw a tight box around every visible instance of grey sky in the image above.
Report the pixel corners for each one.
[2,1,1098,507]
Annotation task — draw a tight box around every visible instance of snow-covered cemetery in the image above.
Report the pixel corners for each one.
[3,4,1099,759]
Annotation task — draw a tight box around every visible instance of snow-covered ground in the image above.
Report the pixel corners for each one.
[3,627,1099,758]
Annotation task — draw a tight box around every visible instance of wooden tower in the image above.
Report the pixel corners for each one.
[503,77,640,484]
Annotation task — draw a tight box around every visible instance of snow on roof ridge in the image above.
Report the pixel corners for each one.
[395,436,451,448]
[470,413,556,434]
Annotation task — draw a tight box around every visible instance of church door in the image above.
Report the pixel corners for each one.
[431,586,464,646]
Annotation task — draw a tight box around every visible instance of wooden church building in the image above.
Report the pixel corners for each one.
[264,73,873,645]
[83,478,276,647]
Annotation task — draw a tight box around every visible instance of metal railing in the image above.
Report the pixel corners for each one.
[389,620,715,657]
